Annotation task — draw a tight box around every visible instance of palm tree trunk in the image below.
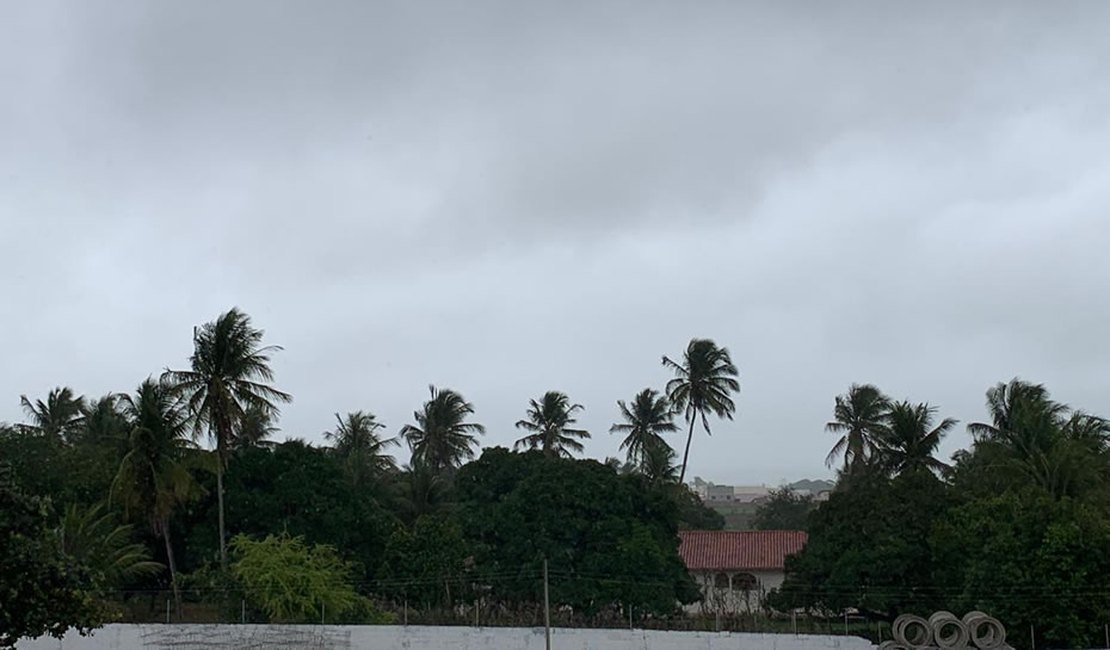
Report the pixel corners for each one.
[216,435,227,569]
[678,415,697,485]
[162,520,183,620]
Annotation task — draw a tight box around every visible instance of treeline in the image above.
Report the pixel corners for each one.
[768,382,1110,649]
[0,308,733,645]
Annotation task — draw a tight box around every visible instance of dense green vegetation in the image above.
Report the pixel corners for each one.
[773,381,1110,649]
[0,308,729,642]
[5,306,1110,650]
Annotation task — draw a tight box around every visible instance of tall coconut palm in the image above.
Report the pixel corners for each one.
[113,379,204,615]
[878,401,957,477]
[162,307,291,568]
[513,391,591,459]
[19,386,86,442]
[325,411,399,486]
[662,338,741,484]
[400,386,484,473]
[610,388,678,468]
[825,384,892,471]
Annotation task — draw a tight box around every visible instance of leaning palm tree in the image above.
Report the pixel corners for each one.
[662,338,741,484]
[19,386,86,442]
[325,411,399,486]
[514,391,591,459]
[825,383,891,472]
[162,307,291,568]
[401,386,485,473]
[610,388,678,468]
[877,401,957,477]
[114,379,205,615]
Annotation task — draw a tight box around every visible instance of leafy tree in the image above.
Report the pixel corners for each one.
[877,401,956,477]
[401,386,484,473]
[772,470,950,618]
[230,533,373,623]
[933,490,1110,649]
[379,515,470,609]
[670,484,726,530]
[163,307,291,567]
[19,386,86,442]
[455,448,698,616]
[189,440,396,585]
[513,391,590,459]
[325,411,398,487]
[113,379,205,613]
[825,383,890,472]
[662,339,740,484]
[610,388,678,468]
[0,479,104,648]
[751,487,815,531]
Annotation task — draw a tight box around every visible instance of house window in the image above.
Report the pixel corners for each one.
[733,572,758,591]
[713,572,730,589]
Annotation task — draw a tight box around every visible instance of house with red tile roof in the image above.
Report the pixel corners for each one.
[677,530,807,614]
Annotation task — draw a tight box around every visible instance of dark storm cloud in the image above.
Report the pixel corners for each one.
[2,1,1109,483]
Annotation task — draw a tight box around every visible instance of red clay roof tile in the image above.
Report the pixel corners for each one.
[678,530,807,571]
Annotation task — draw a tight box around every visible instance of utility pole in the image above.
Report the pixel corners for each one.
[544,559,551,650]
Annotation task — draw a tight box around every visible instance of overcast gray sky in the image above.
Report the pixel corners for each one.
[2,2,1109,485]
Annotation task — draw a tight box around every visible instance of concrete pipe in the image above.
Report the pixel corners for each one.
[962,611,1006,650]
[892,614,933,648]
[879,642,913,650]
[930,611,970,650]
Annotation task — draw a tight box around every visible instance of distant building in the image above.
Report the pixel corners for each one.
[677,530,807,615]
[689,478,772,503]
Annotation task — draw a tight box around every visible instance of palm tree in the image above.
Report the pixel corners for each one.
[967,379,1067,444]
[662,338,741,484]
[58,503,162,591]
[825,383,891,472]
[610,388,678,468]
[325,411,399,486]
[19,386,86,442]
[513,391,591,458]
[967,379,1086,498]
[394,459,451,524]
[401,386,485,473]
[232,404,280,451]
[639,438,680,485]
[113,379,205,615]
[162,307,291,568]
[878,401,957,477]
[76,394,129,447]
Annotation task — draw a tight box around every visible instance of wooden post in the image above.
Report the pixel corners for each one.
[241,599,246,624]
[165,599,170,624]
[1030,623,1035,650]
